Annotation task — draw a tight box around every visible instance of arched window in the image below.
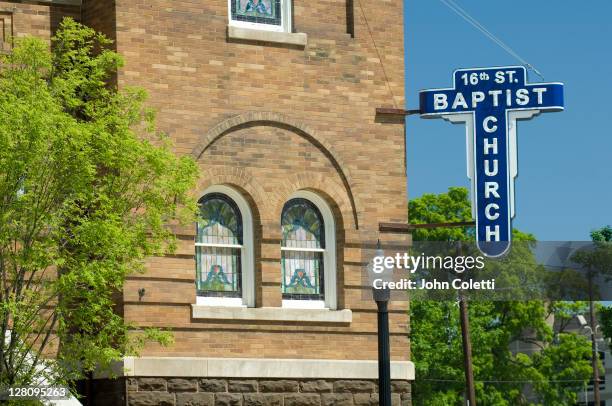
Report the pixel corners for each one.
[196,186,254,307]
[281,191,336,309]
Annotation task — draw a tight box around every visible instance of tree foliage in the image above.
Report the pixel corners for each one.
[409,187,592,405]
[591,226,612,243]
[571,226,612,282]
[0,19,198,388]
[581,226,612,351]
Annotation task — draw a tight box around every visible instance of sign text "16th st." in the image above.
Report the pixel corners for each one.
[433,70,551,111]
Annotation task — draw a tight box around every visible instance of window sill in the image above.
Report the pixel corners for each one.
[227,25,307,47]
[192,305,352,324]
[196,296,245,307]
[282,299,326,309]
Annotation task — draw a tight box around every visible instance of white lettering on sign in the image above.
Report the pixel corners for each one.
[452,93,468,109]
[489,90,502,107]
[516,89,529,106]
[495,71,505,83]
[434,88,551,111]
[486,225,500,242]
[485,203,500,220]
[434,94,448,110]
[533,87,547,104]
[484,160,498,177]
[506,70,516,83]
[483,116,498,133]
[481,113,502,242]
[472,91,485,108]
[484,137,498,155]
[485,181,500,198]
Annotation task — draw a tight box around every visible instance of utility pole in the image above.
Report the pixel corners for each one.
[457,241,476,406]
[576,227,610,405]
[588,275,601,406]
[459,296,476,406]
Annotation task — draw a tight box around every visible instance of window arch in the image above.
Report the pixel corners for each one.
[196,185,254,307]
[280,191,337,309]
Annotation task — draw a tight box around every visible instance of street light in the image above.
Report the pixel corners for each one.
[372,240,392,406]
[578,314,602,405]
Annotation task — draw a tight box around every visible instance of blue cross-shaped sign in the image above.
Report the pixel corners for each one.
[420,66,564,257]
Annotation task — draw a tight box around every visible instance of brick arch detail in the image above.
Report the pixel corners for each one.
[196,167,269,223]
[269,172,355,232]
[191,111,360,229]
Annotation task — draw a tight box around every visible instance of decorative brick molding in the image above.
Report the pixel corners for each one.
[195,167,269,224]
[268,172,357,231]
[195,169,357,241]
[108,377,411,406]
[191,111,360,229]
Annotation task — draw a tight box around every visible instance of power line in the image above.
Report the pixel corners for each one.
[355,0,398,108]
[422,378,599,383]
[438,0,545,80]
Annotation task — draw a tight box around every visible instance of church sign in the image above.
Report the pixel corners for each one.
[419,66,564,257]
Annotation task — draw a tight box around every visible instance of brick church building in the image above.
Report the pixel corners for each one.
[3,0,413,404]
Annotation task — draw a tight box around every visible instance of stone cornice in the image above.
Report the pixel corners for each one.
[120,357,415,380]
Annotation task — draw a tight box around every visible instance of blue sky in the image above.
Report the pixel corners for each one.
[403,0,611,241]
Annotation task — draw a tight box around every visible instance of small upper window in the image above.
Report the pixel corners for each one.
[229,0,291,32]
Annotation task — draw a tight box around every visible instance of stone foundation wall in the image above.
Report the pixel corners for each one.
[94,377,411,406]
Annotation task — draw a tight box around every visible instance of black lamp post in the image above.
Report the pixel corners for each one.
[372,240,392,406]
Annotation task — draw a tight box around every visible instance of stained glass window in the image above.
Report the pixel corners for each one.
[281,198,325,301]
[196,193,242,298]
[231,0,282,26]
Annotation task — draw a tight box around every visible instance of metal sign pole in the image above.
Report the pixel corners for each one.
[588,275,601,405]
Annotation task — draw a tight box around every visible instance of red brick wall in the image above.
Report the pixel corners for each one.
[0,1,79,46]
[110,0,410,361]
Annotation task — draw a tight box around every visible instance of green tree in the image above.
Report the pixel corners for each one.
[571,225,612,290]
[582,226,612,351]
[570,225,612,404]
[591,226,612,243]
[409,187,592,405]
[0,18,198,390]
